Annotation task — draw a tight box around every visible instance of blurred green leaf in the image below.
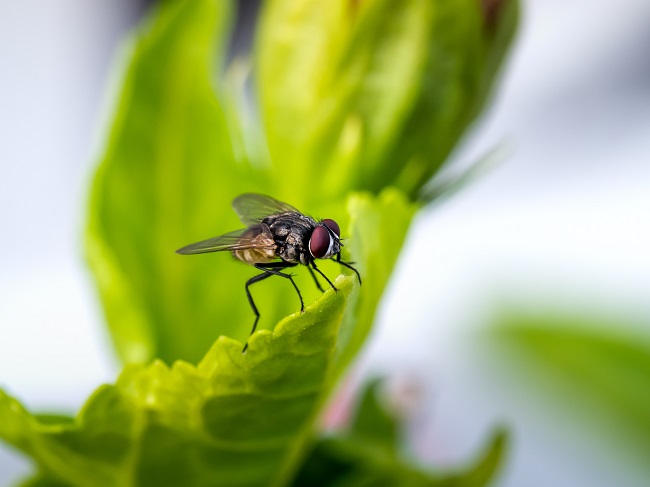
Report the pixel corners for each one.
[348,379,398,450]
[18,476,71,487]
[491,314,650,466]
[291,436,434,487]
[0,277,354,487]
[435,429,508,487]
[255,0,518,201]
[86,0,252,365]
[292,379,508,487]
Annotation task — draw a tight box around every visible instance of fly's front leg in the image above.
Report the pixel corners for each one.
[311,260,337,292]
[307,266,325,293]
[336,252,362,285]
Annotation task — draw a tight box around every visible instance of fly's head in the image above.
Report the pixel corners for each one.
[308,219,342,260]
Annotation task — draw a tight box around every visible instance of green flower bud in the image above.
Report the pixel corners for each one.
[255,0,519,201]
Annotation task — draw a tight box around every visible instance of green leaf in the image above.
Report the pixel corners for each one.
[2,183,418,485]
[1,182,418,483]
[17,475,72,487]
[291,380,507,487]
[348,380,398,450]
[0,278,354,487]
[291,436,433,487]
[435,429,508,487]
[255,0,519,201]
[86,0,250,365]
[490,314,650,467]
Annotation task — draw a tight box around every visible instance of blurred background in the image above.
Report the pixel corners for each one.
[1,0,649,485]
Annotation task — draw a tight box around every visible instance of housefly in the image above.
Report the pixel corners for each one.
[176,193,361,352]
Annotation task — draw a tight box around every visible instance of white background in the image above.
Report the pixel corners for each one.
[1,1,649,485]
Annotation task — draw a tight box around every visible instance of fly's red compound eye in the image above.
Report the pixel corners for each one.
[321,219,340,237]
[309,225,332,259]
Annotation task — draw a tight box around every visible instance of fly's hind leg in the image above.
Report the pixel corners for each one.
[243,271,273,353]
[243,262,305,354]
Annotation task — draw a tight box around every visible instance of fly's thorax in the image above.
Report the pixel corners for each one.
[264,212,317,264]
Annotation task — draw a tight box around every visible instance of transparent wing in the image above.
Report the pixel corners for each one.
[175,226,276,255]
[232,193,300,225]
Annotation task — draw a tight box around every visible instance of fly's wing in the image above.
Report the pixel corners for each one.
[232,193,300,225]
[175,225,276,255]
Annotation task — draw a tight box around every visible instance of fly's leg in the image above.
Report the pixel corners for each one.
[254,263,305,312]
[243,271,273,353]
[336,252,362,285]
[307,266,325,293]
[311,260,338,292]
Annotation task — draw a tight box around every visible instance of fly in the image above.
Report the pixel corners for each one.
[176,193,362,352]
